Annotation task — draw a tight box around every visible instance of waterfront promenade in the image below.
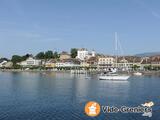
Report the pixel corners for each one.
[1,69,160,76]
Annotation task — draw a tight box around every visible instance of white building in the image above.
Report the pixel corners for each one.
[56,62,80,67]
[77,48,88,60]
[76,48,95,60]
[0,60,7,67]
[56,59,80,68]
[19,57,41,67]
[91,50,96,57]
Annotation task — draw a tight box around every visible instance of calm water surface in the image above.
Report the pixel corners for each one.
[0,72,160,120]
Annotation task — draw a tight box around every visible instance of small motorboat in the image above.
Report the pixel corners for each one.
[133,72,142,76]
[25,68,30,71]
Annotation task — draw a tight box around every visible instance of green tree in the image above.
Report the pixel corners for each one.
[144,65,152,70]
[71,48,77,58]
[45,50,53,59]
[21,54,31,61]
[36,52,45,59]
[132,65,140,71]
[0,58,8,61]
[12,64,21,69]
[11,55,22,64]
[53,51,59,59]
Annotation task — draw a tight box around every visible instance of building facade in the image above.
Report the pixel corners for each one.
[45,59,56,68]
[76,48,89,60]
[0,60,7,67]
[76,48,96,60]
[56,59,80,68]
[98,56,115,69]
[59,51,71,60]
[19,57,41,67]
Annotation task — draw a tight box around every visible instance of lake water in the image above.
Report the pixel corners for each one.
[0,72,160,120]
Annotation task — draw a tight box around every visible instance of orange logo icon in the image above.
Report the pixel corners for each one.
[84,101,101,117]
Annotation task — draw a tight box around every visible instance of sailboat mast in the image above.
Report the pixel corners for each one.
[115,32,118,68]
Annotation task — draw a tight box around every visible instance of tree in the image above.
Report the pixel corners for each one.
[0,58,8,62]
[21,54,31,61]
[45,50,53,59]
[132,65,140,71]
[11,55,22,64]
[36,52,45,59]
[53,51,59,59]
[144,65,152,71]
[71,48,77,58]
[12,64,21,69]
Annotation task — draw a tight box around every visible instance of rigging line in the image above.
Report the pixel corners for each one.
[118,37,124,56]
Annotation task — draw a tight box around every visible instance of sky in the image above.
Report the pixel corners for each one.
[0,0,160,58]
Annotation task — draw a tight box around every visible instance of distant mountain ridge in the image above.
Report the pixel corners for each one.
[135,52,160,57]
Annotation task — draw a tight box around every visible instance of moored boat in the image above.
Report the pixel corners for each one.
[98,32,130,81]
[133,72,142,76]
[99,73,130,80]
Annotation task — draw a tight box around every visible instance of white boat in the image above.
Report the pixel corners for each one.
[98,32,130,81]
[133,72,142,76]
[99,73,130,80]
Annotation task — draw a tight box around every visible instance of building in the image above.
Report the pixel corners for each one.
[117,58,131,70]
[76,48,96,60]
[140,56,160,70]
[3,62,13,68]
[19,57,41,67]
[59,51,71,60]
[150,56,160,65]
[86,56,98,67]
[91,50,96,57]
[0,58,13,68]
[117,56,142,70]
[0,60,7,68]
[80,61,90,67]
[76,48,89,60]
[98,56,115,69]
[45,59,56,68]
[56,59,80,68]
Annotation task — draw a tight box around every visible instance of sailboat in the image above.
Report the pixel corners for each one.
[99,32,130,80]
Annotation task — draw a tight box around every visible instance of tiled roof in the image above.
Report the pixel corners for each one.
[60,51,70,55]
[86,57,98,62]
[60,58,81,64]
[117,56,142,63]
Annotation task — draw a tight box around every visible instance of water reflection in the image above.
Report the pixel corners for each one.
[0,72,160,120]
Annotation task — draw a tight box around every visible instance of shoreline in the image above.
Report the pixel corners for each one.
[0,69,71,73]
[0,69,160,75]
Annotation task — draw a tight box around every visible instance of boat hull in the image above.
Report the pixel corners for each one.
[99,75,130,80]
[133,72,142,76]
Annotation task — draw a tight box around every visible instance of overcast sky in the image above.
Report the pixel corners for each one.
[0,0,160,58]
